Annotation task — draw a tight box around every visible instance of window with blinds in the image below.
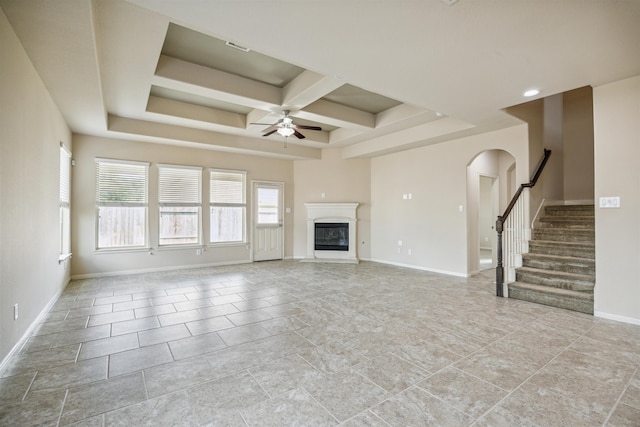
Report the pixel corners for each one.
[158,165,202,246]
[209,169,246,243]
[59,144,71,258]
[95,158,149,249]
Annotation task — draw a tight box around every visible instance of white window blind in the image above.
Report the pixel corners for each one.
[59,144,72,258]
[210,169,246,243]
[96,159,148,206]
[158,165,202,246]
[210,170,246,204]
[59,145,71,208]
[159,165,202,206]
[95,159,149,249]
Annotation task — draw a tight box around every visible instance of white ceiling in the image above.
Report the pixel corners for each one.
[2,0,639,160]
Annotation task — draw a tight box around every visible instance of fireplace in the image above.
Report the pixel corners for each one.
[303,203,359,263]
[315,222,349,251]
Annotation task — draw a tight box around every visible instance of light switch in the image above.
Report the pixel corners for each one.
[599,197,620,208]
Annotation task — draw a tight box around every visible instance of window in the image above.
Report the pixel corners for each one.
[209,169,246,243]
[256,186,280,225]
[59,144,71,259]
[95,159,149,249]
[158,165,202,246]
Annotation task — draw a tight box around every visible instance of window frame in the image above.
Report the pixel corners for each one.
[209,168,247,246]
[157,164,203,248]
[95,158,150,251]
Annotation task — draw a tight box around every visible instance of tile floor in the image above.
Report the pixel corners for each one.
[1,260,639,426]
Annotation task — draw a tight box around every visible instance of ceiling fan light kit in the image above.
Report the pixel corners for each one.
[277,127,295,137]
[250,110,322,140]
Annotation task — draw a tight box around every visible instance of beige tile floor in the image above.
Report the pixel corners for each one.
[1,260,639,426]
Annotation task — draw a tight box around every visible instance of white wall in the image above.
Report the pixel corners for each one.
[593,75,640,324]
[292,149,371,260]
[0,9,72,364]
[371,125,529,276]
[71,135,294,277]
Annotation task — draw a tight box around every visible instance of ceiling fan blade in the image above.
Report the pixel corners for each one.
[295,125,322,131]
[250,122,277,126]
[293,130,306,139]
[263,129,278,137]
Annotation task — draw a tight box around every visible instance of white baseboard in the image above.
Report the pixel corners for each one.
[594,311,640,326]
[0,287,64,376]
[71,260,252,280]
[368,258,469,277]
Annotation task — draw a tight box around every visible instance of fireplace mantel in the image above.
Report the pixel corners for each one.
[302,203,359,264]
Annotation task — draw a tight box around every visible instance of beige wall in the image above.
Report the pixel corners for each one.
[563,86,594,201]
[71,135,294,277]
[371,125,529,276]
[0,9,72,363]
[506,88,595,210]
[292,149,371,260]
[543,94,564,201]
[593,75,640,323]
[505,100,547,220]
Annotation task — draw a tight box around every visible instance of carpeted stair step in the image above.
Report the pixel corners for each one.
[528,240,595,259]
[532,228,595,243]
[539,216,594,228]
[516,267,594,292]
[544,205,595,217]
[509,204,595,315]
[522,253,595,275]
[508,282,594,314]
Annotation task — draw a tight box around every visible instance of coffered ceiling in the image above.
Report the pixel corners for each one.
[2,0,639,160]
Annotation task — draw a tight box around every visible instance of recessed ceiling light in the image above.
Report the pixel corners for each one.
[523,89,540,97]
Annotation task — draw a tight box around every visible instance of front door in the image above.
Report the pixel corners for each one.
[253,181,284,261]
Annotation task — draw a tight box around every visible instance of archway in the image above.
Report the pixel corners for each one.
[466,149,516,275]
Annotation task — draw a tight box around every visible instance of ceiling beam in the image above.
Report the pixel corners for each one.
[146,96,246,128]
[108,115,321,160]
[153,55,281,110]
[341,117,475,158]
[281,70,345,111]
[299,99,375,130]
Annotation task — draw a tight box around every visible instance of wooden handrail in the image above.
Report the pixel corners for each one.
[495,149,551,297]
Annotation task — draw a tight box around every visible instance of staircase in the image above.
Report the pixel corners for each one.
[508,204,595,314]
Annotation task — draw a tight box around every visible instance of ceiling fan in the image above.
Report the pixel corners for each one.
[251,110,321,139]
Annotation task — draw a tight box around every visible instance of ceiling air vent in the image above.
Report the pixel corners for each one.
[225,41,250,52]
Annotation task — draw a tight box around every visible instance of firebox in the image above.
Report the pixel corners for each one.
[314,222,349,251]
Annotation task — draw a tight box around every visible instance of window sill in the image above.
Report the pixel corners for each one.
[208,242,249,248]
[156,245,203,251]
[94,247,150,255]
[58,253,72,263]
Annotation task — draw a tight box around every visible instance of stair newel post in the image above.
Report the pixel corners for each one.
[496,215,504,297]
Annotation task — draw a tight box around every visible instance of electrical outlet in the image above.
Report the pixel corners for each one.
[408,249,412,255]
[196,249,202,255]
[14,304,18,320]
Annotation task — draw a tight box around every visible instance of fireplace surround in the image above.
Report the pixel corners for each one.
[303,202,359,263]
